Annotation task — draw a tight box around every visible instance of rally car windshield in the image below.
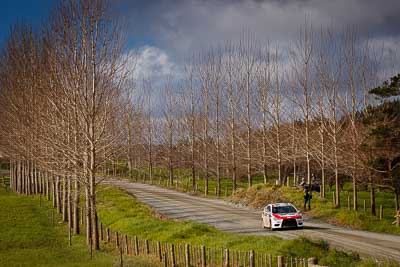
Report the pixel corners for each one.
[272,206,297,214]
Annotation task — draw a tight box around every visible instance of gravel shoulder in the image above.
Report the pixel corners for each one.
[105,178,400,262]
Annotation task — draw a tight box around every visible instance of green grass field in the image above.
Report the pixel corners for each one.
[0,184,159,267]
[95,185,399,267]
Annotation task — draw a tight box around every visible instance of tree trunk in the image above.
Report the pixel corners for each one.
[68,175,72,236]
[231,127,237,193]
[56,176,61,213]
[90,180,99,250]
[370,178,376,216]
[90,163,99,249]
[46,172,50,201]
[191,110,195,191]
[394,188,399,214]
[52,176,56,208]
[168,153,173,187]
[320,127,326,198]
[85,186,92,246]
[353,173,358,211]
[215,88,221,196]
[149,136,153,184]
[352,153,358,210]
[230,107,237,193]
[63,176,68,221]
[334,134,340,208]
[262,119,268,185]
[204,137,209,196]
[73,175,80,235]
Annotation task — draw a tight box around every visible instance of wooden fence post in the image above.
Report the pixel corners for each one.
[157,241,162,261]
[185,244,190,267]
[134,236,139,255]
[201,245,206,267]
[363,199,366,212]
[277,256,283,267]
[119,246,123,267]
[249,250,254,267]
[170,244,176,267]
[380,205,383,220]
[224,249,230,267]
[145,239,149,254]
[106,228,110,243]
[163,252,168,267]
[125,235,129,254]
[116,232,120,248]
[221,248,224,267]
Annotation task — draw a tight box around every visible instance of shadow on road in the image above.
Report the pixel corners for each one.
[272,225,328,231]
[302,225,329,230]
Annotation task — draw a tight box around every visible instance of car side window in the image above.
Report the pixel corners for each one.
[266,206,271,213]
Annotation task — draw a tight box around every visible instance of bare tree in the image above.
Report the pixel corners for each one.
[223,43,240,192]
[289,21,315,185]
[255,45,273,184]
[239,32,258,188]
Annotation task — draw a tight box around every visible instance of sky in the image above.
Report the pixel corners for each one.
[0,0,54,45]
[116,0,400,83]
[1,0,399,83]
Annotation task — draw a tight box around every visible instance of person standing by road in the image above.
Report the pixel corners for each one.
[304,188,312,210]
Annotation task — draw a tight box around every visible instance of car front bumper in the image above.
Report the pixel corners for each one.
[271,218,303,229]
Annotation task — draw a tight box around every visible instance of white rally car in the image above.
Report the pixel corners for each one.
[262,203,303,230]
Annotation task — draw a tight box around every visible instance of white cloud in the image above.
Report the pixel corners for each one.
[121,45,184,117]
[133,45,182,81]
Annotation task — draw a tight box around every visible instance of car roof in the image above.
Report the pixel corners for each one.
[273,203,293,207]
[264,203,294,208]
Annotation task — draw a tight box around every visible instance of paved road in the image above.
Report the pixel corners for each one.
[105,179,400,262]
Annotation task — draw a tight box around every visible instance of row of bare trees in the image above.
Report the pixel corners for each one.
[0,3,398,254]
[0,0,128,250]
[126,26,398,213]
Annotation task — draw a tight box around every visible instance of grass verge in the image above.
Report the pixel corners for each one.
[0,185,159,267]
[96,186,394,267]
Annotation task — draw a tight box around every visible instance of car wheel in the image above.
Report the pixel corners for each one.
[270,219,274,231]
